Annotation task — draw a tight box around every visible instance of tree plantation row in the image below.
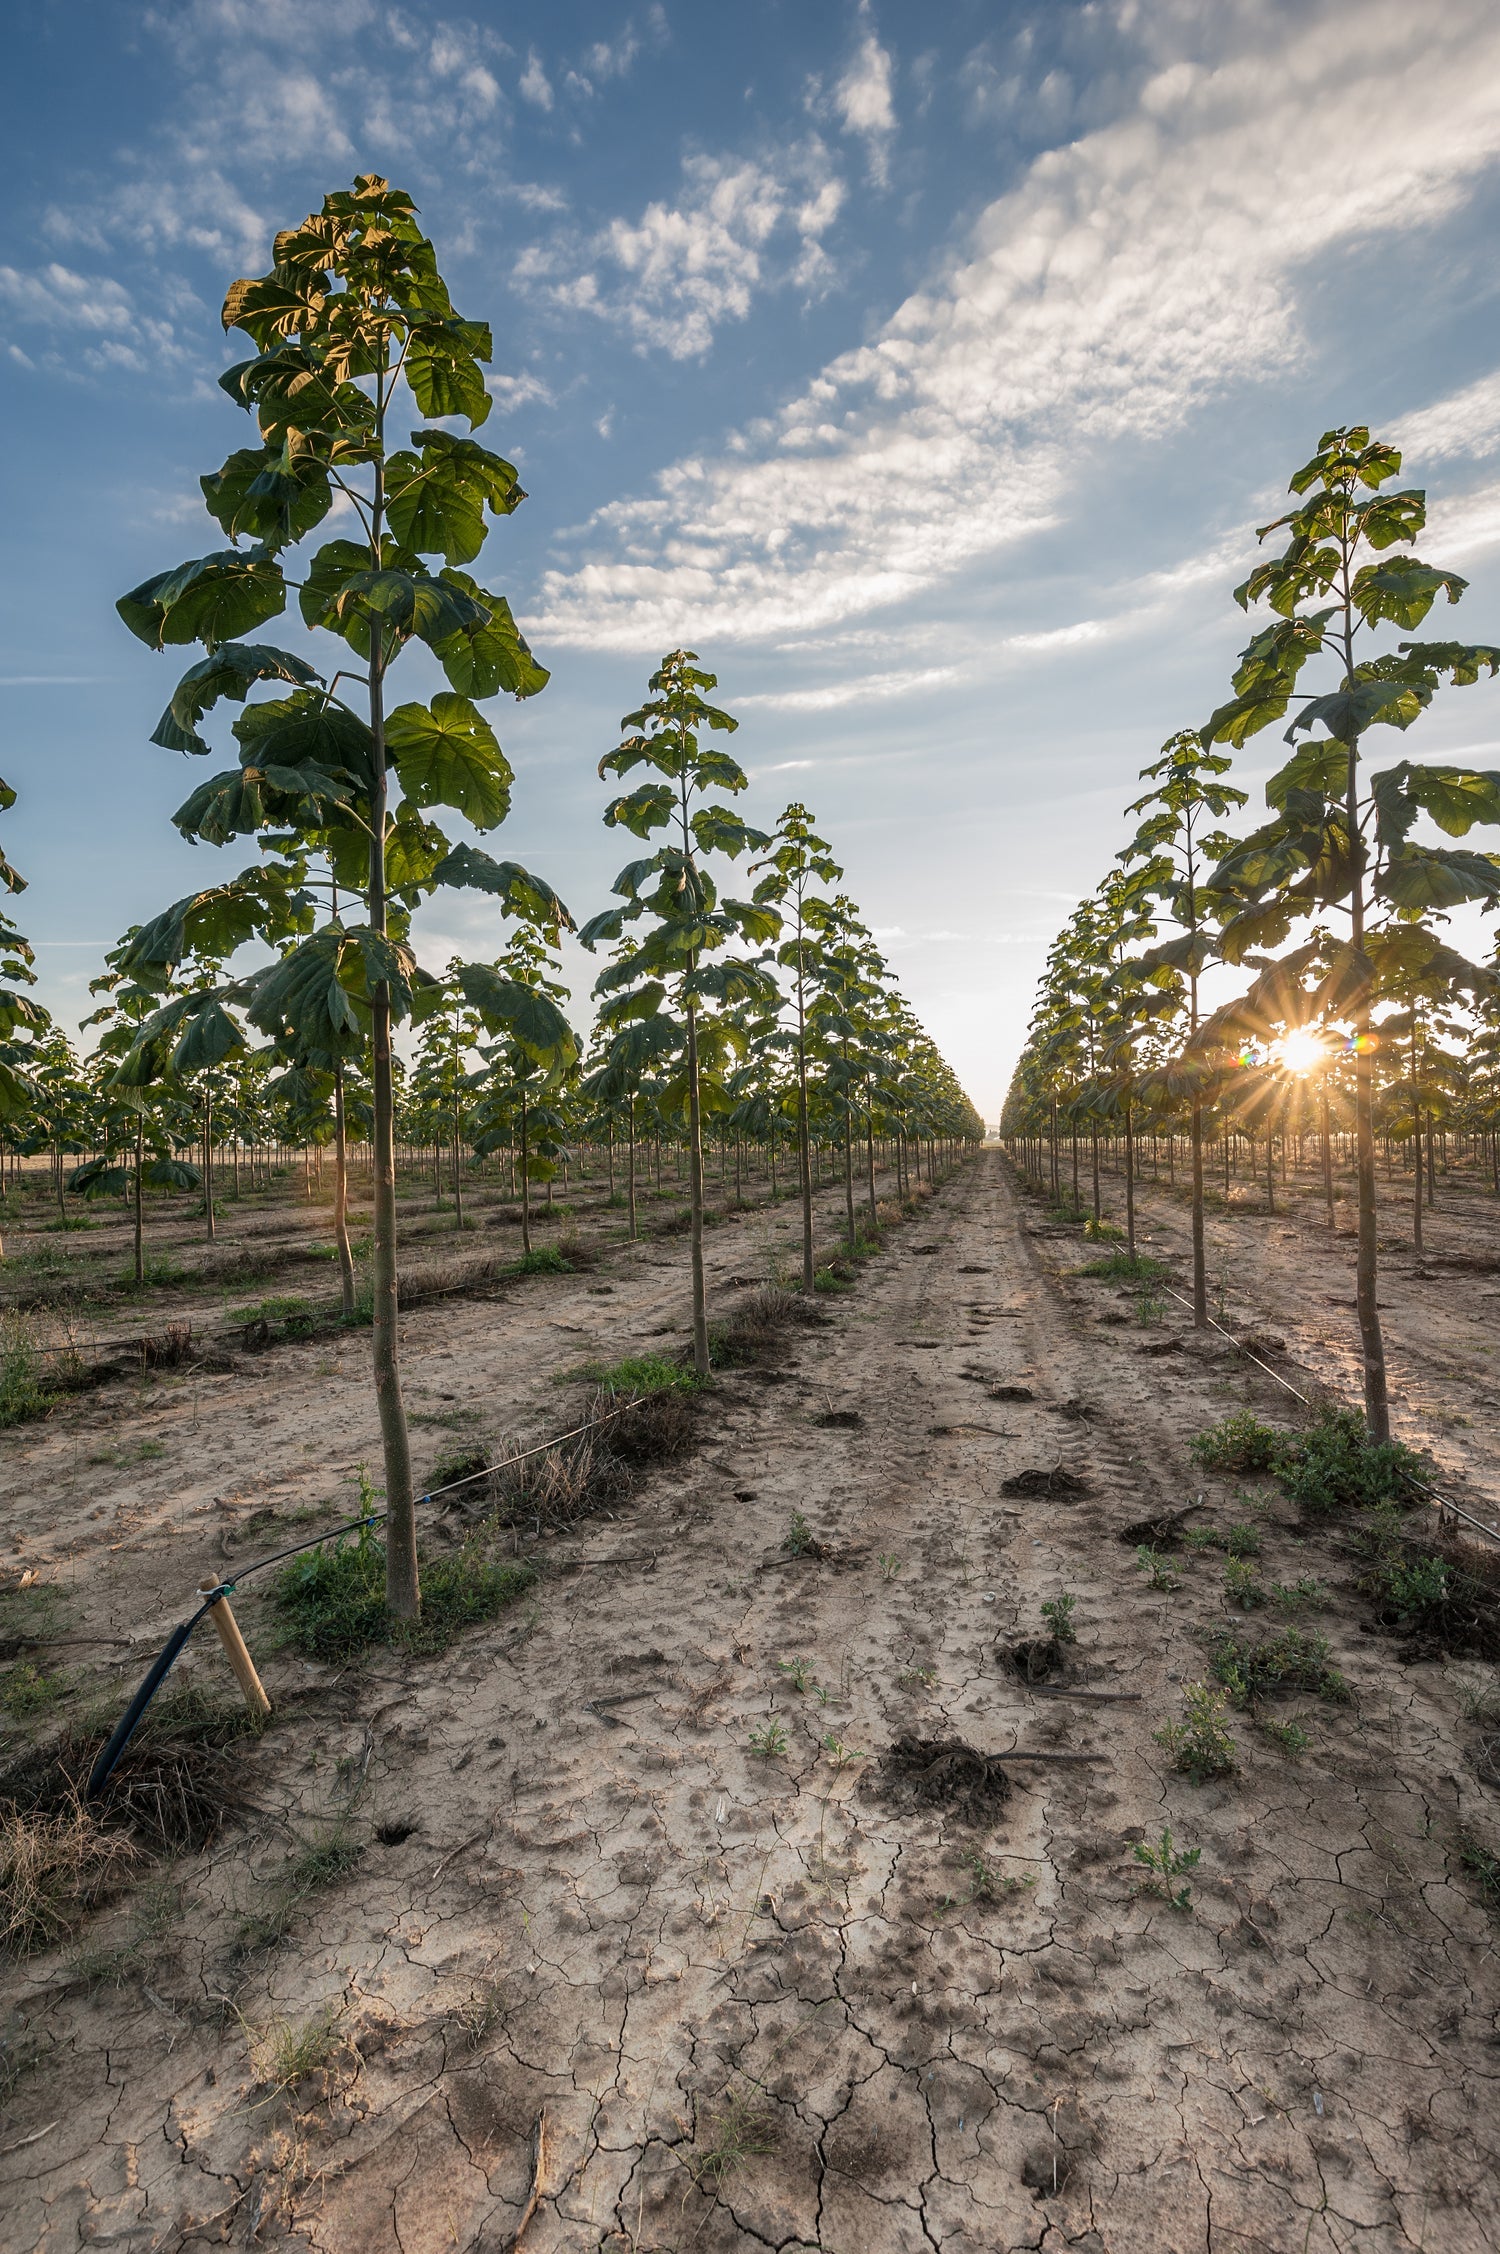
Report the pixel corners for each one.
[0,177,981,1624]
[1001,424,1500,1443]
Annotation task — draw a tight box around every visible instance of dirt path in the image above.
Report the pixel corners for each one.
[3,1153,1497,2252]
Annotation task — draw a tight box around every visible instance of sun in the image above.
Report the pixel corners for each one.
[1274,1027,1326,1077]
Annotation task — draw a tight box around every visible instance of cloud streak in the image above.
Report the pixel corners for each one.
[536,0,1500,652]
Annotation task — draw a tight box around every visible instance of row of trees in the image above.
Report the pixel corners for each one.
[6,178,980,1624]
[1002,425,1500,1441]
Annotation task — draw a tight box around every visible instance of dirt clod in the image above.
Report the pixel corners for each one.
[1002,1465,1091,1498]
[866,1734,1014,1824]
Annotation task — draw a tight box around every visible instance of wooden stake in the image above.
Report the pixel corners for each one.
[197,1580,271,1717]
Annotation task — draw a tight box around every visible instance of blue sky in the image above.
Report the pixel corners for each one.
[6,0,1500,1117]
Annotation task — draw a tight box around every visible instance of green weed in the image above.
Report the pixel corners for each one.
[579,1351,702,1398]
[1077,1251,1167,1282]
[1191,1411,1286,1476]
[749,1720,788,1758]
[272,1523,534,1663]
[1132,1827,1201,1909]
[1457,1832,1500,1920]
[965,1849,1036,1903]
[1257,1714,1310,1758]
[229,1293,318,1333]
[1224,1557,1265,1611]
[1135,1546,1180,1592]
[782,1511,816,1557]
[0,1662,72,1719]
[0,1313,55,1430]
[1154,1681,1237,1782]
[1209,1627,1350,1706]
[1040,1592,1077,1643]
[776,1658,814,1693]
[513,1246,571,1276]
[1083,1216,1124,1242]
[1279,1409,1426,1514]
[238,1816,365,1952]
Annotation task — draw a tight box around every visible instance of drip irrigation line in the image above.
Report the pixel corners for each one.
[1158,1282,1499,1546]
[84,1386,659,1801]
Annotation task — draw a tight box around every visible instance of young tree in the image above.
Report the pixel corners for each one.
[115,177,569,1616]
[751,805,843,1289]
[1201,425,1500,1437]
[579,652,779,1374]
[467,924,578,1254]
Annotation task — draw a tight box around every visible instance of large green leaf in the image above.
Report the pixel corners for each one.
[1352,557,1466,631]
[454,966,576,1063]
[118,550,286,650]
[150,642,319,754]
[432,572,549,699]
[233,690,377,791]
[200,445,333,553]
[430,843,573,929]
[405,335,491,427]
[386,693,512,828]
[604,783,677,838]
[1377,844,1500,912]
[1287,676,1429,741]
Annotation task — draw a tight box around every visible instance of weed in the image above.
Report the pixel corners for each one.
[776,1658,814,1694]
[1044,1200,1087,1225]
[1224,1557,1265,1612]
[1209,1627,1350,1706]
[1083,1216,1124,1242]
[0,1793,140,1954]
[877,1551,903,1582]
[690,2080,777,2190]
[1456,1832,1500,1919]
[1382,1554,1451,1619]
[748,1721,787,1758]
[580,1351,703,1398]
[229,1293,318,1333]
[248,2005,346,2101]
[239,1815,365,1952]
[272,1523,534,1663]
[0,1662,72,1719]
[1455,1674,1498,1723]
[1040,1592,1077,1644]
[1077,1251,1167,1282]
[71,1876,183,1988]
[1258,1714,1311,1758]
[1192,1411,1286,1476]
[1279,1409,1427,1514]
[118,1256,186,1293]
[783,1511,815,1557]
[814,1684,835,1707]
[897,1665,937,1691]
[1154,1681,1237,1782]
[454,1984,505,2050]
[821,1733,868,1769]
[1268,1574,1325,1615]
[513,1245,571,1276]
[1224,1523,1261,1558]
[1135,1288,1167,1325]
[812,1263,856,1294]
[1182,1526,1219,1556]
[0,1312,55,1430]
[1133,1827,1201,1909]
[965,1849,1036,1903]
[1135,1546,1180,1592]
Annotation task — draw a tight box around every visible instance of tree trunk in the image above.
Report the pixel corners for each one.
[627,1096,637,1242]
[334,1064,355,1320]
[1321,1090,1335,1228]
[685,1000,710,1377]
[520,1093,532,1255]
[203,1090,216,1241]
[796,975,814,1293]
[134,1115,144,1287]
[1124,1097,1135,1260]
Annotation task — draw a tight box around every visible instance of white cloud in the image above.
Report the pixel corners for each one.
[1395,371,1500,464]
[520,140,846,359]
[1423,478,1500,557]
[487,368,555,411]
[835,20,896,182]
[537,0,1500,652]
[739,665,958,712]
[519,50,554,109]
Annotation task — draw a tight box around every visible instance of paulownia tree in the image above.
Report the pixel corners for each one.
[115,177,570,1616]
[579,652,780,1374]
[751,804,843,1290]
[1201,425,1500,1438]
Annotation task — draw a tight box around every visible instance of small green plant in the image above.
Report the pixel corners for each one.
[1224,1557,1264,1611]
[690,2079,777,2190]
[514,1245,571,1276]
[0,1661,72,1719]
[783,1511,816,1557]
[1224,1523,1261,1558]
[877,1551,903,1582]
[1278,1408,1426,1514]
[821,1733,867,1770]
[1077,1250,1167,1281]
[72,1877,183,1989]
[1258,1714,1310,1758]
[1083,1215,1124,1242]
[1132,1827,1201,1908]
[238,1816,365,1952]
[1456,1832,1500,1919]
[1182,1526,1219,1556]
[1382,1554,1451,1618]
[1154,1681,1237,1782]
[1135,1287,1167,1325]
[748,1720,788,1758]
[272,1523,534,1662]
[965,1849,1036,1903]
[1045,1199,1087,1224]
[897,1665,937,1691]
[1191,1411,1285,1476]
[1209,1627,1349,1706]
[812,1263,856,1294]
[1267,1574,1325,1615]
[580,1351,702,1398]
[248,2006,346,2101]
[228,1293,318,1332]
[1040,1592,1077,1644]
[0,1312,55,1430]
[1135,1545,1180,1592]
[776,1657,814,1694]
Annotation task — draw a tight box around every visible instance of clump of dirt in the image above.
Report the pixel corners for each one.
[1002,1465,1091,1498]
[989,1383,1034,1402]
[1117,1503,1203,1549]
[814,1409,863,1429]
[709,1285,829,1368]
[866,1735,1014,1825]
[1007,1636,1064,1682]
[1139,1338,1184,1357]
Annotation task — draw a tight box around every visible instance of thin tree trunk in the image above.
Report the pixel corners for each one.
[685,1000,710,1376]
[134,1115,144,1287]
[521,1093,532,1255]
[334,1063,355,1319]
[1124,1097,1135,1260]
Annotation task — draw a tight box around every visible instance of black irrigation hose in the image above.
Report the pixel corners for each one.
[1158,1282,1500,1546]
[84,1389,657,1800]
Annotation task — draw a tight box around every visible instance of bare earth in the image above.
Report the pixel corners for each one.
[2,1149,1498,2253]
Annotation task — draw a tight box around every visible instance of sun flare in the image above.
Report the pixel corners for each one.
[1274,1028,1327,1077]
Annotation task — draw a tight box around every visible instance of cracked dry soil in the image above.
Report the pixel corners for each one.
[3,1150,1498,2252]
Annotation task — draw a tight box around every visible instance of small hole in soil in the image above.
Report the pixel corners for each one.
[733,1489,759,1501]
[814,1410,863,1429]
[989,1384,1034,1402]
[376,1820,417,1847]
[912,1245,940,1255]
[957,1265,991,1274]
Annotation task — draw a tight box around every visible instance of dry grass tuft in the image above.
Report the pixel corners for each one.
[1,1792,139,1955]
